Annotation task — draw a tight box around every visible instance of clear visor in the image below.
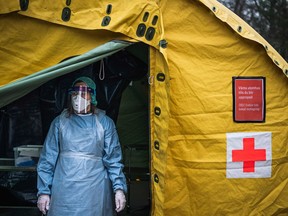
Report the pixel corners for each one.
[68,86,92,113]
[68,86,93,97]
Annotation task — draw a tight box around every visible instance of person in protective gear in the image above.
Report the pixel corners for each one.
[37,76,127,216]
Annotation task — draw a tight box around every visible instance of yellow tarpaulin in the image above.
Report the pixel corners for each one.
[157,1,288,215]
[0,0,287,215]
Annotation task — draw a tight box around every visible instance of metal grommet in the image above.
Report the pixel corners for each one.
[285,69,288,76]
[154,141,160,150]
[154,174,159,183]
[264,45,268,50]
[152,15,158,25]
[212,6,216,12]
[20,0,29,11]
[66,0,71,6]
[159,40,168,48]
[143,12,149,22]
[237,26,242,33]
[101,16,111,26]
[154,107,161,116]
[136,23,146,37]
[145,27,155,41]
[61,7,71,22]
[106,4,112,14]
[274,60,279,65]
[156,73,165,82]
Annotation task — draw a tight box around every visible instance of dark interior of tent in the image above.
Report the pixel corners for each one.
[0,43,150,215]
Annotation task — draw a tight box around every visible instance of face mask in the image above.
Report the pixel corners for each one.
[71,95,91,113]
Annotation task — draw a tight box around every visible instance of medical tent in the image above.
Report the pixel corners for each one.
[0,0,287,215]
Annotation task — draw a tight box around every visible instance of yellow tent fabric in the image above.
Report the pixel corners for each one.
[0,0,287,215]
[156,1,288,215]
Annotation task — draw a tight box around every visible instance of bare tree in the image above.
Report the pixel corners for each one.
[234,0,246,17]
[218,0,288,61]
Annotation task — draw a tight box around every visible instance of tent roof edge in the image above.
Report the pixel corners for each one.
[198,0,288,78]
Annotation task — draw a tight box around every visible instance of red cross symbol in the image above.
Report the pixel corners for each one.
[232,138,266,172]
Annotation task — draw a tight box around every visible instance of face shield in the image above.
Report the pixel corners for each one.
[68,86,93,114]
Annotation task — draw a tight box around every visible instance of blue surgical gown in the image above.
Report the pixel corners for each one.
[37,109,127,216]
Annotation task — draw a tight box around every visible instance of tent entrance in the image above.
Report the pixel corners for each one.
[111,43,151,214]
[0,42,151,215]
[117,66,151,215]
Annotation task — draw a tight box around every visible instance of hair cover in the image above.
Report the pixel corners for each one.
[72,76,97,105]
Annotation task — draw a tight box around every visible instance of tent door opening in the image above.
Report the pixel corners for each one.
[0,42,151,215]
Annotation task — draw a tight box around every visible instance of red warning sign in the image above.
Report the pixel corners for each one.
[233,77,266,122]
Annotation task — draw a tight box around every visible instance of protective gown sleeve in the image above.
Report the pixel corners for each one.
[101,115,127,193]
[37,116,60,196]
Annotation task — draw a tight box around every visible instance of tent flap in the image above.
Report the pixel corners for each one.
[0,41,132,108]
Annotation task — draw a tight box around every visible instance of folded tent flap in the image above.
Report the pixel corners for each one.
[0,40,133,109]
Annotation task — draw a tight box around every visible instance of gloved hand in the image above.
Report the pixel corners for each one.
[37,194,50,215]
[115,189,126,212]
